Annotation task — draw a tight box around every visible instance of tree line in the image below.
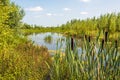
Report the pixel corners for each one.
[22,12,120,36]
[59,13,120,34]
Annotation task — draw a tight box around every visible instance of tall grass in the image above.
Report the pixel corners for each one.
[49,32,120,80]
[0,41,52,80]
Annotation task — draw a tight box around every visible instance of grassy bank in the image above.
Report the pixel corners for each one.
[0,38,52,80]
[21,28,64,35]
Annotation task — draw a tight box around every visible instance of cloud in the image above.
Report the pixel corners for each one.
[63,8,71,11]
[46,13,57,16]
[46,13,64,17]
[80,0,91,2]
[25,6,43,12]
[80,11,88,15]
[46,13,52,16]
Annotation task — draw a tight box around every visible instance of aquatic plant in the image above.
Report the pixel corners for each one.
[49,33,120,80]
[44,35,53,44]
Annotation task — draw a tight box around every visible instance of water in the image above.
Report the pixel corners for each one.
[28,32,89,54]
[28,32,66,50]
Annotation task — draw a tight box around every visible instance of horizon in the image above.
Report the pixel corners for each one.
[11,0,120,26]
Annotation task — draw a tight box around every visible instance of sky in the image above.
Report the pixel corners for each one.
[11,0,120,27]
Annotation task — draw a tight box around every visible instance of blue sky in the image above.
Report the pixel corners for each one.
[11,0,120,26]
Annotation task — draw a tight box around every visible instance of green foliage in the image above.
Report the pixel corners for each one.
[44,35,53,44]
[59,13,120,35]
[116,13,120,31]
[0,0,25,28]
[22,12,120,38]
[0,41,51,80]
[7,2,25,28]
[0,0,24,51]
[0,0,120,79]
[49,35,120,80]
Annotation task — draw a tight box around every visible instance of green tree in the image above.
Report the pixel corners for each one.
[0,0,24,53]
[108,13,117,33]
[7,2,25,28]
[116,13,120,31]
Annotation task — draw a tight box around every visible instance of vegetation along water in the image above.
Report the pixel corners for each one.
[0,0,120,80]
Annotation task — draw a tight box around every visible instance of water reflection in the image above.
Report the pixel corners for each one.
[28,32,85,53]
[44,35,53,44]
[28,32,66,50]
[28,33,120,57]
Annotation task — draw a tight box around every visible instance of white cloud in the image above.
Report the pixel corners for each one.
[80,0,91,2]
[46,13,64,17]
[80,11,88,15]
[25,6,43,12]
[46,13,52,16]
[63,8,71,11]
[46,13,57,16]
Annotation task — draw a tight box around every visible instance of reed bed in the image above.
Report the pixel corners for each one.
[49,32,120,80]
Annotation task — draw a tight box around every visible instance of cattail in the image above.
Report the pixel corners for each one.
[71,37,74,51]
[85,35,87,41]
[101,39,104,49]
[115,40,118,48]
[88,36,91,42]
[104,31,108,42]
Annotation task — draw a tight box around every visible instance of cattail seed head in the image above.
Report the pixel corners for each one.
[105,31,108,42]
[85,35,87,41]
[115,40,118,48]
[71,37,74,51]
[101,39,104,49]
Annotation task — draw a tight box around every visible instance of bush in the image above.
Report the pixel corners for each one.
[0,41,52,80]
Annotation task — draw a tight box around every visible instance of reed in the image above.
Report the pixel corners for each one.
[49,33,120,80]
[44,35,53,44]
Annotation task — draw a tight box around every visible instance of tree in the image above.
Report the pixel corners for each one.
[108,13,117,33]
[0,0,25,53]
[116,13,120,31]
[7,2,25,28]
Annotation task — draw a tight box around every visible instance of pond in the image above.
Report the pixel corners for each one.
[28,32,120,54]
[28,32,66,50]
[28,32,83,53]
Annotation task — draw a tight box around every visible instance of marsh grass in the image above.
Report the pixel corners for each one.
[49,32,120,80]
[44,35,53,44]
